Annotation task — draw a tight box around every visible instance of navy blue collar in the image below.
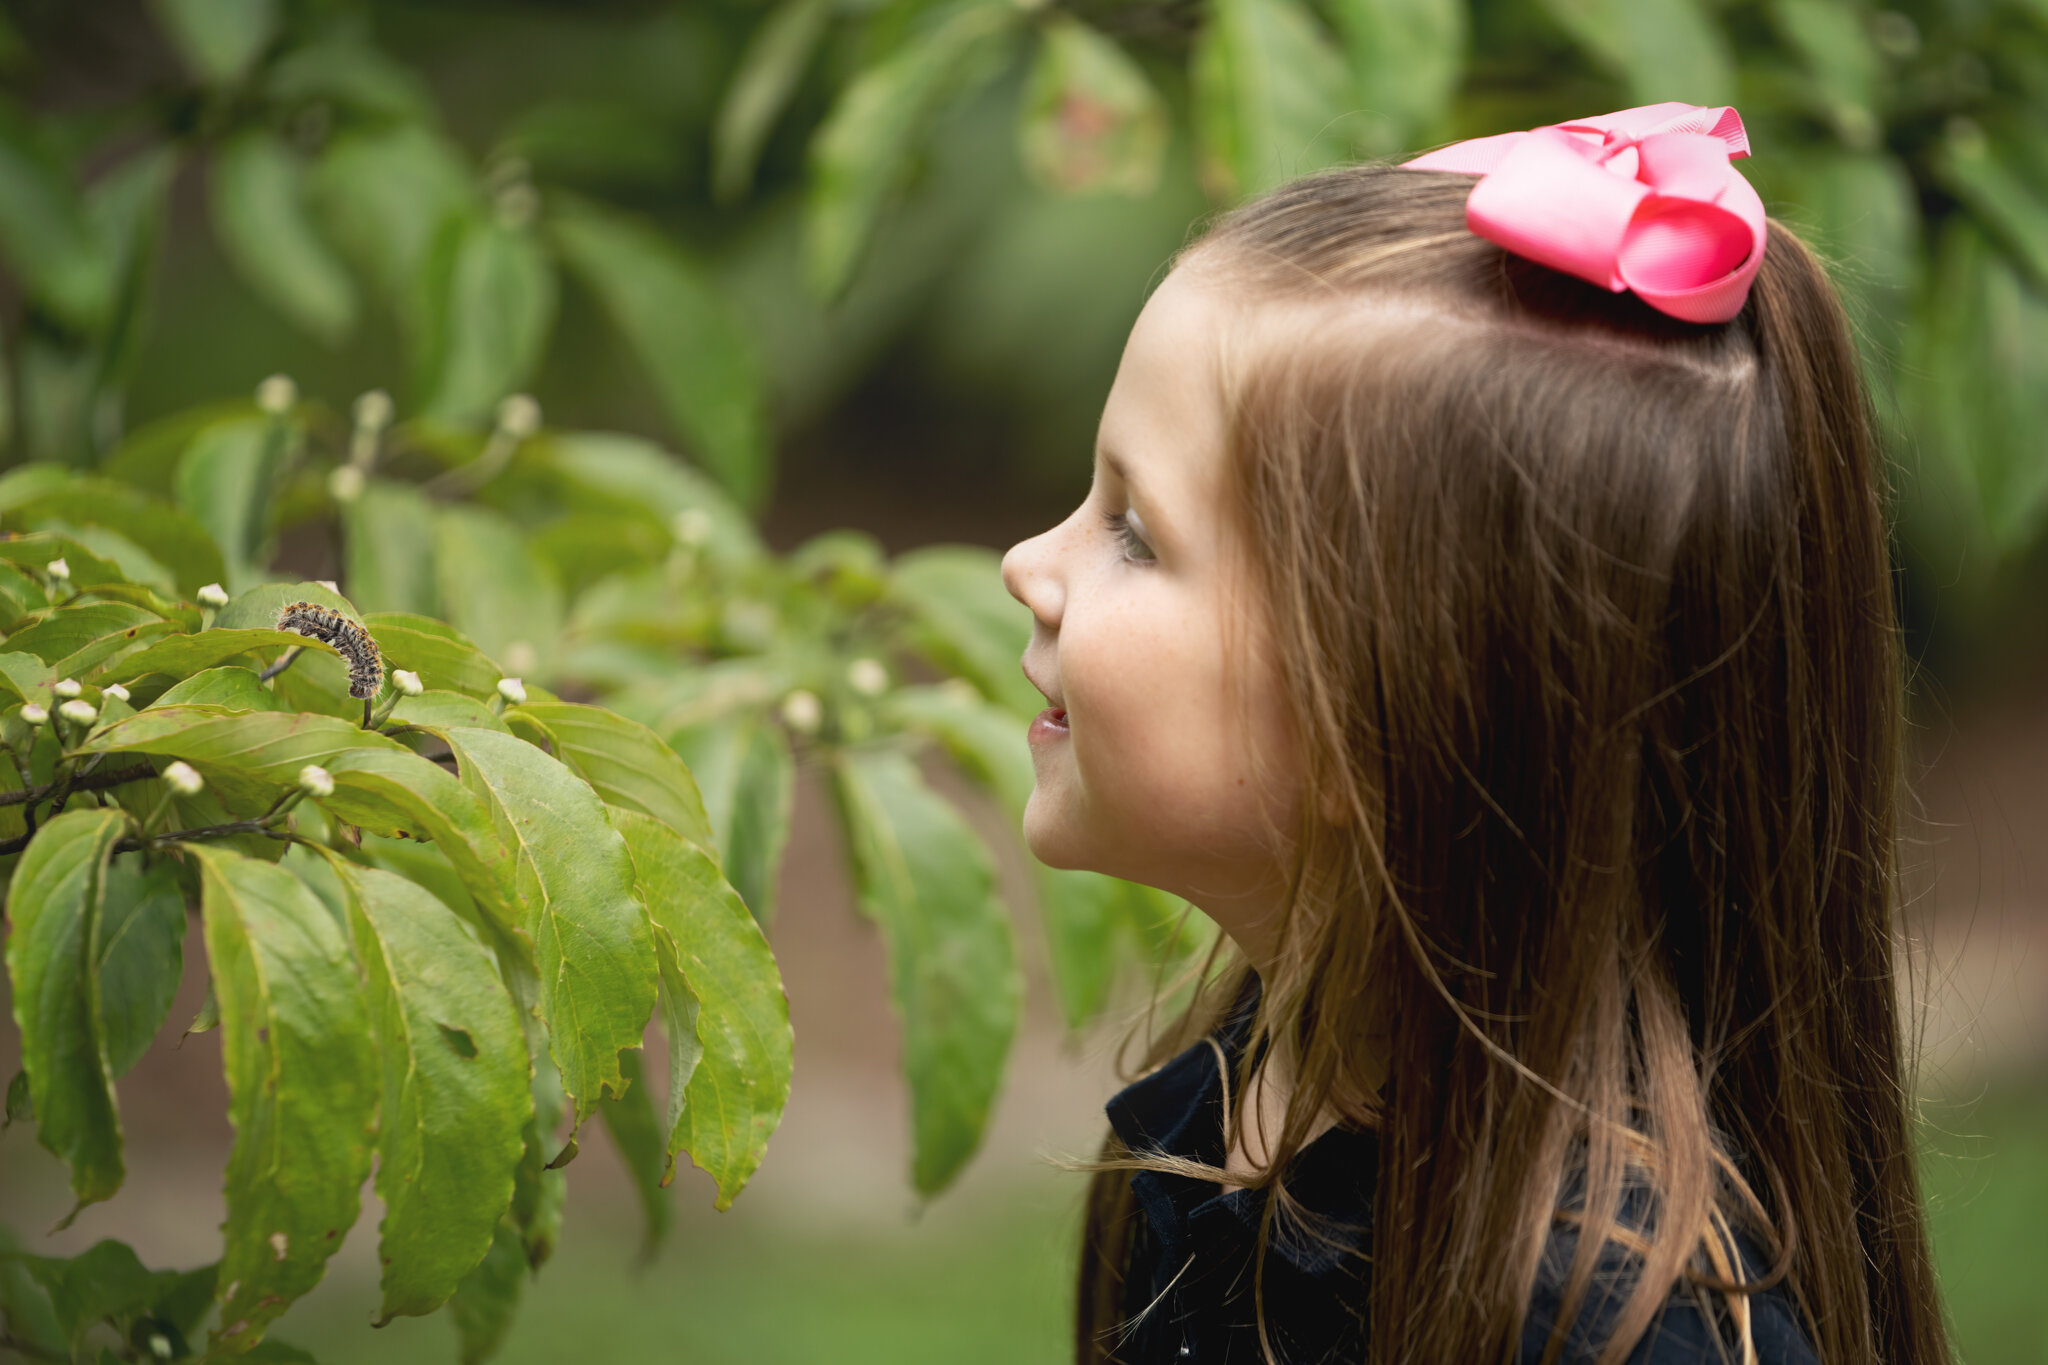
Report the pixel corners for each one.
[1103,975,1377,1279]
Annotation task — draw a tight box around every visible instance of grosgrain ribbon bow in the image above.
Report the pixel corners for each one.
[1400,102,1767,324]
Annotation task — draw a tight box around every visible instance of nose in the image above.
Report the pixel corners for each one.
[1001,524,1061,628]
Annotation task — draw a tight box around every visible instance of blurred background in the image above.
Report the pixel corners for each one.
[0,0,2044,1361]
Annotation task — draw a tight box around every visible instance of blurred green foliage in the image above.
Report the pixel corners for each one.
[1,0,2045,671]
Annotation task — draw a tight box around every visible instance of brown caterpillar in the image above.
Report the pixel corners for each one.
[276,602,384,699]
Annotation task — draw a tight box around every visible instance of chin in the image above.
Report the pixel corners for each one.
[1020,792,1100,873]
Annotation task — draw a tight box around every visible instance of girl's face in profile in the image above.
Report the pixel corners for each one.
[1001,267,1306,961]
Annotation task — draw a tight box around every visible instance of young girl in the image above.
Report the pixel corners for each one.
[1000,104,1951,1365]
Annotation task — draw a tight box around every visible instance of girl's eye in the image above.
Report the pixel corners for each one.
[1101,509,1155,564]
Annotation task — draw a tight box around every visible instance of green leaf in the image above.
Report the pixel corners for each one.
[448,1218,526,1365]
[667,710,793,925]
[0,649,51,703]
[83,707,408,814]
[1325,0,1467,156]
[173,415,289,587]
[613,808,791,1209]
[105,627,307,687]
[435,726,656,1126]
[541,431,765,567]
[330,858,530,1321]
[15,1239,187,1358]
[1934,123,2048,291]
[1191,0,1355,202]
[147,665,282,711]
[507,698,714,849]
[95,852,186,1077]
[390,689,509,733]
[713,0,833,204]
[1767,0,1879,148]
[0,532,126,589]
[1018,17,1169,196]
[596,1047,670,1259]
[210,131,358,345]
[805,0,1025,299]
[0,477,228,597]
[3,808,130,1221]
[188,845,376,1354]
[0,1227,65,1358]
[343,478,439,617]
[364,612,503,698]
[3,602,160,665]
[310,126,474,340]
[885,681,1115,1027]
[0,111,114,330]
[550,206,773,511]
[433,506,562,677]
[1532,0,1734,107]
[150,0,277,83]
[419,214,557,424]
[211,579,360,632]
[829,746,1019,1194]
[1907,219,2048,553]
[314,747,519,948]
[887,544,1039,715]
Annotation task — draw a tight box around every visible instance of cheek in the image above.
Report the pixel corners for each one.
[1059,598,1281,859]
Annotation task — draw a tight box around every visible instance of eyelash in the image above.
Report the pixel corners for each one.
[1101,509,1154,564]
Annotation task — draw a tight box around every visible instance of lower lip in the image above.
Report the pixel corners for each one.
[1028,708,1069,745]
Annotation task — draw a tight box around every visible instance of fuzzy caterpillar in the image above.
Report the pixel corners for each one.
[276,602,384,699]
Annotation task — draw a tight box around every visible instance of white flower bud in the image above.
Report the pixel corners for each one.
[58,699,97,725]
[298,764,335,798]
[197,583,230,608]
[496,393,542,440]
[328,464,366,503]
[148,1331,173,1359]
[496,677,528,705]
[19,703,48,725]
[392,669,423,697]
[46,557,69,581]
[847,657,889,697]
[164,760,204,796]
[52,678,81,699]
[103,683,130,703]
[255,373,297,416]
[671,508,712,547]
[353,388,394,433]
[315,580,339,593]
[779,688,822,735]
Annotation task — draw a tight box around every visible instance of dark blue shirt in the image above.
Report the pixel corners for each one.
[1101,977,1820,1364]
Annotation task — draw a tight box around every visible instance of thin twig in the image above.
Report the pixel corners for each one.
[259,645,305,682]
[0,762,156,808]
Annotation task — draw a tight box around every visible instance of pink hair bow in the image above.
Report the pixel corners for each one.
[1401,102,1767,324]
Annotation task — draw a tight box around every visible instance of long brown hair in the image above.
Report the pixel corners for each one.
[1074,164,1949,1365]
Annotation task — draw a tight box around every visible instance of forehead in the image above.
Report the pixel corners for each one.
[1098,268,1234,517]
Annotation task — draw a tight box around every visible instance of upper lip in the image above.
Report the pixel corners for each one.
[1021,659,1065,711]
